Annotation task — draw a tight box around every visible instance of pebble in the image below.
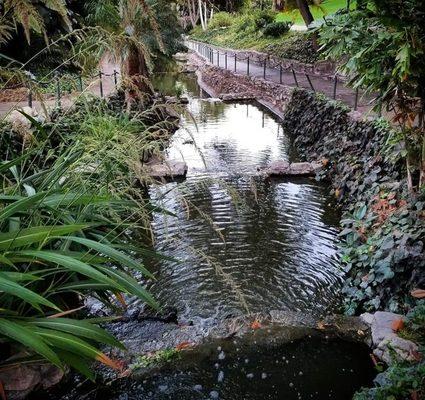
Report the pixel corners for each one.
[218,351,225,360]
[246,373,254,379]
[261,372,267,379]
[210,390,219,399]
[218,371,224,383]
[193,384,203,392]
[158,384,168,392]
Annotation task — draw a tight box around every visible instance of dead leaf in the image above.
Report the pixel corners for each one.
[391,318,404,332]
[322,158,329,167]
[175,342,193,351]
[411,289,425,299]
[115,292,127,309]
[47,306,84,318]
[251,320,261,329]
[335,188,340,198]
[96,353,122,370]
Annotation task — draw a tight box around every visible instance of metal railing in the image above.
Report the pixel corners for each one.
[20,69,121,108]
[187,39,373,112]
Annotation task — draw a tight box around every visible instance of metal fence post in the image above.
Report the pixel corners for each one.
[113,69,118,87]
[217,51,219,67]
[306,74,315,92]
[263,59,266,79]
[27,87,33,108]
[333,75,337,99]
[291,68,299,87]
[99,71,104,97]
[225,52,228,70]
[247,56,250,76]
[354,88,359,110]
[55,73,61,107]
[234,54,237,72]
[279,64,283,84]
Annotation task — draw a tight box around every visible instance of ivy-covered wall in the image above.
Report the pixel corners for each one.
[282,89,425,315]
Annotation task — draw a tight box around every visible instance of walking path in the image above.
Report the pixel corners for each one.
[187,40,377,115]
[0,58,120,117]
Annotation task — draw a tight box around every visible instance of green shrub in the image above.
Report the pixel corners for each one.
[235,14,255,33]
[254,10,276,29]
[209,12,234,29]
[263,21,291,37]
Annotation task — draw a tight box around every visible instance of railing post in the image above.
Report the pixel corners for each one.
[234,54,237,72]
[217,51,219,67]
[55,72,61,108]
[263,59,266,79]
[306,74,315,92]
[99,70,104,97]
[291,68,299,87]
[113,69,118,87]
[225,52,228,70]
[354,88,359,110]
[333,75,337,99]
[27,87,33,108]
[279,64,283,84]
[247,56,250,76]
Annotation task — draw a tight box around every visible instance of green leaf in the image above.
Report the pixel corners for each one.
[15,251,124,289]
[97,265,158,309]
[64,236,154,278]
[0,319,62,367]
[0,192,47,221]
[56,350,95,380]
[0,224,89,250]
[30,318,124,349]
[0,272,60,311]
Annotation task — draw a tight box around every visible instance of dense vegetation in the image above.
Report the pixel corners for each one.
[0,0,181,383]
[1,0,424,398]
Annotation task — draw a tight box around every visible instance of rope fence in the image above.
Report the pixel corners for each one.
[187,39,376,113]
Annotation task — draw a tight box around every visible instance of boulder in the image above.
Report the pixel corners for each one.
[361,311,419,365]
[0,364,64,400]
[143,159,188,180]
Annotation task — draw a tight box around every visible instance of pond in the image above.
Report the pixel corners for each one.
[140,72,343,325]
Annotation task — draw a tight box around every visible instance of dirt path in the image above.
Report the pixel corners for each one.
[0,58,120,117]
[186,40,377,115]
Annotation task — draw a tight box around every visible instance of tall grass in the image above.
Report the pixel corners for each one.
[0,91,178,379]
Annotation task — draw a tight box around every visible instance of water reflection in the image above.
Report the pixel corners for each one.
[147,74,342,323]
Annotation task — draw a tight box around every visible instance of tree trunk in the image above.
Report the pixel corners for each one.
[124,44,152,102]
[198,0,206,30]
[273,0,285,11]
[296,0,314,26]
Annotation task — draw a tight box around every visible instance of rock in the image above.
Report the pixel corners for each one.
[370,311,401,345]
[360,312,374,326]
[6,107,35,130]
[374,336,419,365]
[264,160,322,177]
[0,364,64,400]
[362,311,419,365]
[143,159,188,180]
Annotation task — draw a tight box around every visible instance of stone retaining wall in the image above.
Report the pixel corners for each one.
[187,52,292,118]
